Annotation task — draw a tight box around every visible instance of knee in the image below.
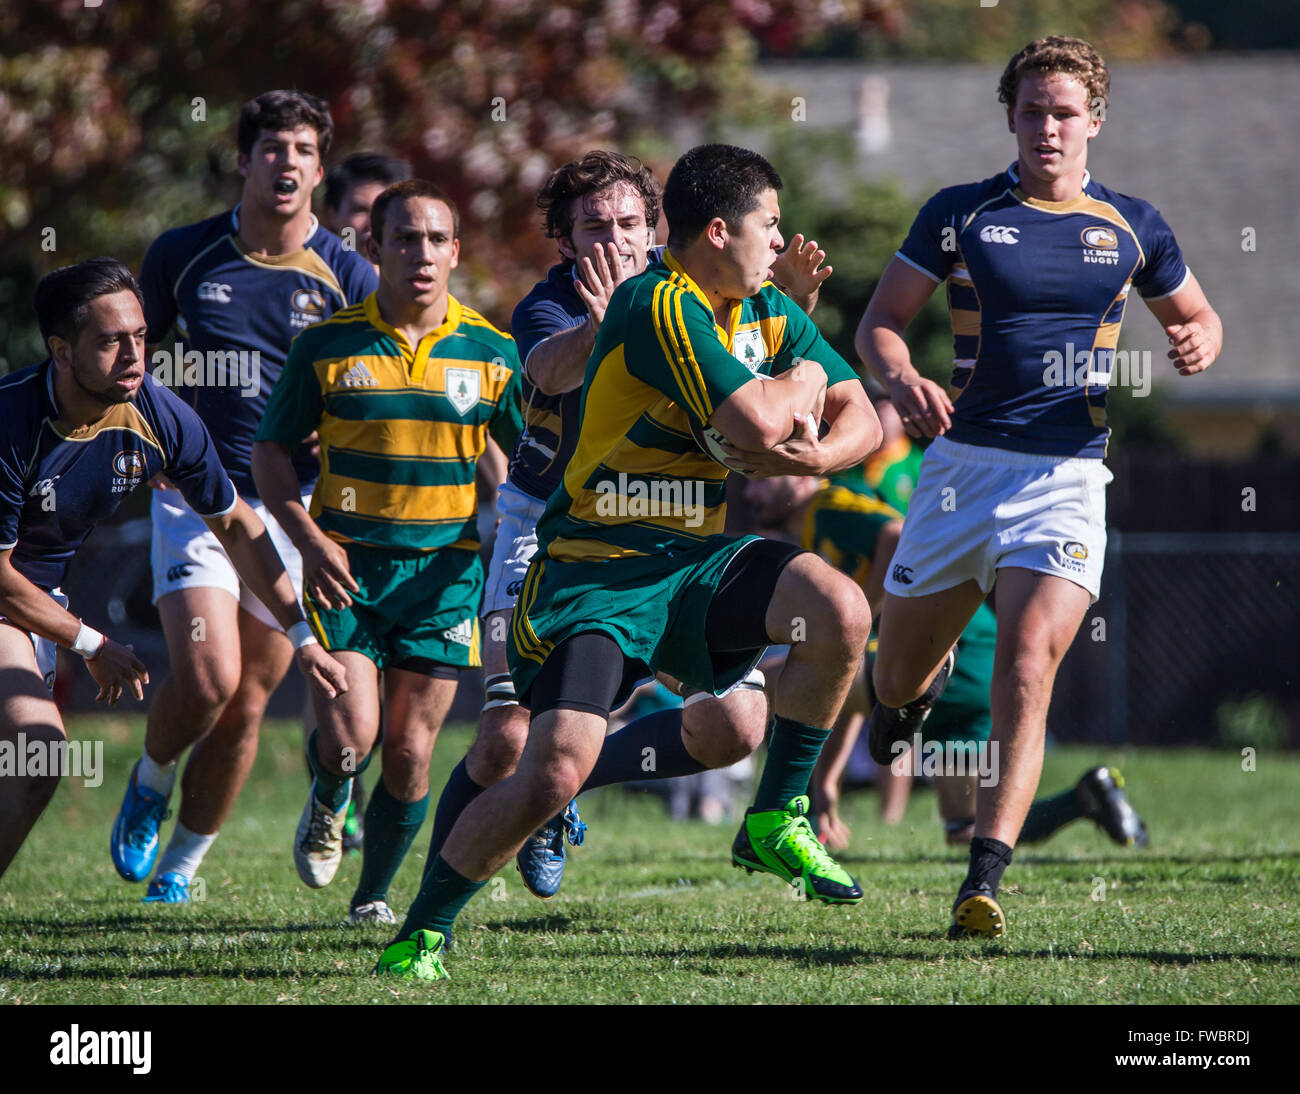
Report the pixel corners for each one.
[804,574,871,659]
[871,658,921,710]
[517,753,585,818]
[684,689,767,767]
[176,658,239,715]
[468,708,529,784]
[994,650,1055,706]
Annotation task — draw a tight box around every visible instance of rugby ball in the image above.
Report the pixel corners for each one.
[689,376,829,469]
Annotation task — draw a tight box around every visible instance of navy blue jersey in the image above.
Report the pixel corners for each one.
[139,207,377,498]
[897,165,1188,458]
[508,246,664,502]
[0,363,237,590]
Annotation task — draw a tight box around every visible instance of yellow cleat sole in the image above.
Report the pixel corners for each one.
[949,893,1006,939]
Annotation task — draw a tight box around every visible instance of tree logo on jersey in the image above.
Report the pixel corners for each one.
[978,225,1020,245]
[731,328,767,373]
[112,450,147,493]
[1081,226,1120,266]
[444,367,481,416]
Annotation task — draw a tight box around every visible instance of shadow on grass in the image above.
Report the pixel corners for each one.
[0,962,355,982]
[839,851,1300,868]
[0,916,334,936]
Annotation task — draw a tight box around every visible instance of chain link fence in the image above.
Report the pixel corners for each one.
[1050,533,1300,747]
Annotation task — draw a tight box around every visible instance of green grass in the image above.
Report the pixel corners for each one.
[1,717,1296,1004]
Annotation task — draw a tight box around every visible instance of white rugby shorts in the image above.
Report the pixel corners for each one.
[482,480,549,619]
[150,488,310,631]
[882,435,1112,603]
[0,588,69,693]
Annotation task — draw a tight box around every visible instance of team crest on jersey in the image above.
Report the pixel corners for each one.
[291,288,327,329]
[444,367,481,416]
[112,450,147,493]
[732,328,766,373]
[1081,226,1120,265]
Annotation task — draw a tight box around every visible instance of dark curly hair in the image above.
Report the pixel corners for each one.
[537,151,661,243]
[237,90,334,159]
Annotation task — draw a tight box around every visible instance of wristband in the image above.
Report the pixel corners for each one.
[71,622,107,659]
[287,620,318,649]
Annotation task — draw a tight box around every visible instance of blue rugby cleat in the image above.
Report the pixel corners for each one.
[516,799,587,899]
[142,872,190,904]
[111,762,172,883]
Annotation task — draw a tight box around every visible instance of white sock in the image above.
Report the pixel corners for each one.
[136,749,177,796]
[154,824,217,881]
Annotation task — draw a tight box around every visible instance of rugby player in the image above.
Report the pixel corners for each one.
[316,151,410,852]
[745,474,1149,853]
[428,150,833,900]
[111,91,377,903]
[321,152,412,268]
[855,37,1220,938]
[0,259,346,881]
[376,143,881,981]
[253,180,523,924]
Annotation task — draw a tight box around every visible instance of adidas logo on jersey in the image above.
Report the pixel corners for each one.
[979,225,1020,245]
[340,362,378,388]
[442,619,475,647]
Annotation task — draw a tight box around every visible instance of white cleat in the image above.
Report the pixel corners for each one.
[294,786,350,888]
[348,900,397,925]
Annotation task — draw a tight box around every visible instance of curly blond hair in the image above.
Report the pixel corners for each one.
[998,37,1111,113]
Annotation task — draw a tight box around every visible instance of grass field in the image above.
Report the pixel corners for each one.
[1,717,1296,1005]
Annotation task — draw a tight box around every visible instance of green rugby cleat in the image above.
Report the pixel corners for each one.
[373,929,450,981]
[731,795,864,904]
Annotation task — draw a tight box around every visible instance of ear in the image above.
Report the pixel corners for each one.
[236,152,250,178]
[364,234,380,266]
[705,216,728,250]
[1006,108,1016,134]
[48,335,72,369]
[557,236,578,261]
[449,237,460,271]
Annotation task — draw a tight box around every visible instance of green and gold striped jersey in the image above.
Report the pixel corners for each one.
[537,250,860,563]
[257,292,522,552]
[801,483,903,589]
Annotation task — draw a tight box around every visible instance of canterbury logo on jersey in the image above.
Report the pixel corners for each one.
[198,281,232,302]
[442,619,475,647]
[979,225,1020,245]
[339,362,378,388]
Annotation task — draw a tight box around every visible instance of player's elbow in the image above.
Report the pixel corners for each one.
[729,407,787,451]
[529,359,565,397]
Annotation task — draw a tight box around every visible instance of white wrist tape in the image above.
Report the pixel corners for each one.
[71,622,106,659]
[287,620,318,649]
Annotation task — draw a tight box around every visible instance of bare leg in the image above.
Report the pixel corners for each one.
[442,708,607,880]
[144,588,242,765]
[177,609,294,834]
[979,568,1091,847]
[0,626,65,880]
[871,581,986,709]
